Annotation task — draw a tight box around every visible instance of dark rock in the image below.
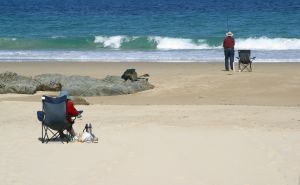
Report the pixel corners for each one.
[121,69,138,81]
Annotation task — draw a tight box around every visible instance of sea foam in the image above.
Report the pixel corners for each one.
[0,36,299,62]
[93,35,300,50]
[94,36,132,48]
[148,37,215,50]
[1,49,299,62]
[94,35,220,50]
[235,37,300,50]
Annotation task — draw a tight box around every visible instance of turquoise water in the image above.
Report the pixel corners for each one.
[0,0,299,62]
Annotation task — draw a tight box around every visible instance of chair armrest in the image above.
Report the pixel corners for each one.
[37,111,44,122]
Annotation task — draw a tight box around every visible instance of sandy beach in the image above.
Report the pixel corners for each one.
[0,62,300,185]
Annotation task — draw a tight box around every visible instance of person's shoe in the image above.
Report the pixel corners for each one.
[59,133,67,139]
[70,136,78,142]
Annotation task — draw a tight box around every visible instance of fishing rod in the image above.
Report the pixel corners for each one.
[226,15,229,32]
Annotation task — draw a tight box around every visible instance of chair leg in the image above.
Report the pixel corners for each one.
[246,65,250,72]
[41,124,62,144]
[48,129,65,143]
[238,61,252,72]
[246,64,251,72]
[41,124,71,144]
[42,124,44,143]
[41,124,50,144]
[240,64,246,72]
[44,126,50,143]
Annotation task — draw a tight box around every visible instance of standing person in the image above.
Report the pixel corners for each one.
[223,31,235,71]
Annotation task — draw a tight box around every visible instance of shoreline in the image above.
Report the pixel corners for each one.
[0,60,300,63]
[0,48,299,63]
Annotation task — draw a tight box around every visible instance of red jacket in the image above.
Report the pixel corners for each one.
[66,99,79,123]
[223,36,235,49]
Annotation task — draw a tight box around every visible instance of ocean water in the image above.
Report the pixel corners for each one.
[0,0,299,62]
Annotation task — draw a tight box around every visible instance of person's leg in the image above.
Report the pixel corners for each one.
[69,127,76,137]
[229,49,235,70]
[66,124,76,137]
[224,49,229,71]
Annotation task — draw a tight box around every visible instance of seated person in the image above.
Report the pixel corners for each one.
[59,90,82,139]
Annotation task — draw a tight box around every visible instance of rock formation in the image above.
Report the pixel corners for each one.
[0,71,154,96]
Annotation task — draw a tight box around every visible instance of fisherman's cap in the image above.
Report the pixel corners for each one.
[226,31,234,36]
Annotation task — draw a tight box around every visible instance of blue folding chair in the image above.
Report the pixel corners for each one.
[37,95,71,143]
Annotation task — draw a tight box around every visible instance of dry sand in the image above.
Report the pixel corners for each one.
[0,62,300,185]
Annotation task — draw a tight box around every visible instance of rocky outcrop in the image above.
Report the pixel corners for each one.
[0,72,37,94]
[0,71,154,96]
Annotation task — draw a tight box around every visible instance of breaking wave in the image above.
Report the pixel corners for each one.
[94,36,300,50]
[0,35,299,62]
[235,37,300,50]
[94,35,219,50]
[0,36,299,51]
